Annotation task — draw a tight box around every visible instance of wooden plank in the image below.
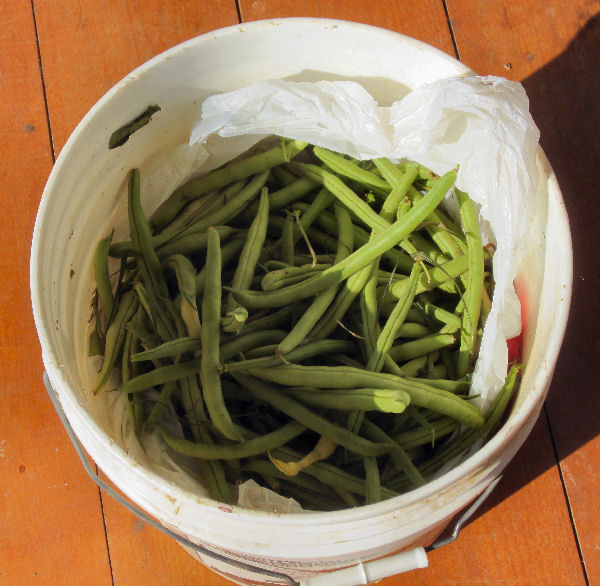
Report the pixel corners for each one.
[0,3,112,584]
[30,1,240,584]
[446,1,600,582]
[238,0,456,56]
[33,0,240,155]
[98,473,225,585]
[393,418,586,585]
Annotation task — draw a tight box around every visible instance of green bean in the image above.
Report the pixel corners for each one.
[361,419,425,488]
[300,208,414,274]
[93,142,501,510]
[294,162,388,231]
[127,169,169,300]
[276,204,353,356]
[396,196,411,221]
[121,329,144,441]
[367,263,422,373]
[154,190,224,243]
[363,456,381,504]
[200,178,248,218]
[151,139,308,229]
[277,484,347,511]
[269,445,398,500]
[126,305,161,350]
[395,322,431,339]
[427,363,448,379]
[395,355,427,377]
[279,212,295,265]
[394,417,460,450]
[418,301,462,330]
[410,190,465,259]
[313,146,391,192]
[260,263,331,292]
[343,259,379,437]
[131,336,200,362]
[379,165,419,221]
[248,175,318,217]
[123,357,203,393]
[131,329,287,364]
[360,260,380,358]
[222,339,356,373]
[230,169,457,308]
[221,306,248,334]
[285,387,409,414]
[241,306,295,335]
[93,290,138,394]
[195,235,246,292]
[386,253,469,300]
[180,375,233,504]
[375,158,465,258]
[160,420,306,460]
[232,374,394,457]
[154,225,239,260]
[309,262,372,340]
[408,234,448,266]
[262,259,294,271]
[247,365,484,428]
[144,381,178,431]
[242,344,279,359]
[406,376,469,393]
[162,254,197,310]
[133,282,177,342]
[288,188,336,246]
[93,232,114,327]
[480,284,492,329]
[418,365,519,478]
[455,188,485,377]
[330,354,365,369]
[270,165,298,186]
[157,170,269,246]
[226,187,270,313]
[201,228,244,442]
[388,332,456,363]
[371,158,408,186]
[241,460,338,496]
[220,330,288,360]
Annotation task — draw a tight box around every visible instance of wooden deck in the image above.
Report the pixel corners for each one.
[1,1,599,584]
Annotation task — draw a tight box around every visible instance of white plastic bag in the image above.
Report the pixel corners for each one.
[189,76,541,411]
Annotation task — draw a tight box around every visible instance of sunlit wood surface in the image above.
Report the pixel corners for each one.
[2,1,598,584]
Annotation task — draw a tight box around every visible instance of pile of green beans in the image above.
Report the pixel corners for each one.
[89,137,518,510]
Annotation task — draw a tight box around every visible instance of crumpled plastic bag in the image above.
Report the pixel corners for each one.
[190,76,541,412]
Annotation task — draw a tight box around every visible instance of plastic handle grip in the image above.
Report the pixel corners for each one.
[299,548,428,586]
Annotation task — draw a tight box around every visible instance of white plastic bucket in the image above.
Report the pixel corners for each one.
[31,18,572,585]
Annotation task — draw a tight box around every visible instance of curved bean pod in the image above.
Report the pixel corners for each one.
[232,373,395,457]
[160,420,306,460]
[151,139,308,229]
[455,188,485,377]
[246,364,484,428]
[226,187,270,313]
[93,290,139,394]
[201,228,243,442]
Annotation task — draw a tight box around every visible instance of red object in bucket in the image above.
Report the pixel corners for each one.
[507,282,528,363]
